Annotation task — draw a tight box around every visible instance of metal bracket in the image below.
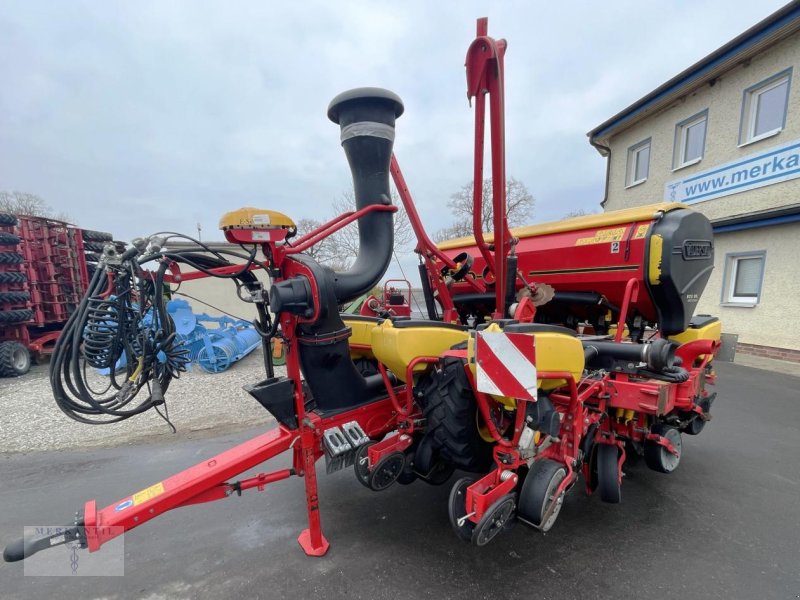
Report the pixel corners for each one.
[322,423,369,474]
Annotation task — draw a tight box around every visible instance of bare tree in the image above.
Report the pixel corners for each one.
[295,189,413,271]
[562,208,597,219]
[434,177,534,242]
[293,217,349,271]
[327,190,414,268]
[0,191,70,221]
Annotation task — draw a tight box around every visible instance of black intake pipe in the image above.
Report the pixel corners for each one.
[275,88,404,412]
[327,87,404,303]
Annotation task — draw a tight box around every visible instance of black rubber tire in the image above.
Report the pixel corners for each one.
[0,291,30,305]
[0,232,20,246]
[81,229,113,242]
[419,357,494,472]
[84,252,101,263]
[471,493,516,547]
[644,424,682,473]
[83,241,107,252]
[448,477,476,542]
[0,309,33,324]
[354,441,376,488]
[0,272,26,284]
[597,443,622,504]
[0,213,18,226]
[0,252,24,265]
[0,341,31,377]
[518,459,568,530]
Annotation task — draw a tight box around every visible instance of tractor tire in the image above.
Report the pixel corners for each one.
[0,272,26,284]
[0,291,31,304]
[84,252,101,263]
[0,232,20,246]
[83,241,107,252]
[0,309,33,324]
[81,229,113,242]
[0,341,31,377]
[0,252,24,265]
[0,212,18,226]
[419,357,494,472]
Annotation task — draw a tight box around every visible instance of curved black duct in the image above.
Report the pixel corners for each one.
[327,87,404,302]
[270,88,404,412]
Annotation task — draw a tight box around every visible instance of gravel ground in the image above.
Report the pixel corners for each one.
[0,350,282,454]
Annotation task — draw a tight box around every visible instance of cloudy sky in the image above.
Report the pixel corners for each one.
[0,0,788,280]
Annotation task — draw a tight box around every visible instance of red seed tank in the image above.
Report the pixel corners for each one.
[436,202,714,335]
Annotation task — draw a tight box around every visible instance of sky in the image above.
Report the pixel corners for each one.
[0,0,789,282]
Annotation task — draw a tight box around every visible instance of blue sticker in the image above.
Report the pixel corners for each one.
[115,499,133,512]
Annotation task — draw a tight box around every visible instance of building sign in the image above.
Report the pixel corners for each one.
[664,139,800,204]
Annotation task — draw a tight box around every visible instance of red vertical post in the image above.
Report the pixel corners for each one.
[283,318,330,557]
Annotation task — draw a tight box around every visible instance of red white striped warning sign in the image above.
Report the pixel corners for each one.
[475,331,537,400]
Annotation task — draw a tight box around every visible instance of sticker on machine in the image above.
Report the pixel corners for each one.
[475,331,537,401]
[132,482,165,506]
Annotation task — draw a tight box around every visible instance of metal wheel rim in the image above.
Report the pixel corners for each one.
[11,347,27,370]
[541,469,567,531]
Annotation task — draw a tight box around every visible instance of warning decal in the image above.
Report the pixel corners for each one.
[133,482,165,506]
[575,227,627,246]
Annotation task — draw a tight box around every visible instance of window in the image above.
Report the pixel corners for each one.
[673,110,707,169]
[722,251,766,305]
[626,138,651,187]
[740,69,791,145]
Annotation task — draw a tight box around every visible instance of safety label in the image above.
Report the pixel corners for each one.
[132,482,165,506]
[575,227,626,246]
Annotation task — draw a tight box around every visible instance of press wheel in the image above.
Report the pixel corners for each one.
[448,477,476,542]
[597,443,621,504]
[644,424,682,473]
[471,494,516,547]
[518,459,567,531]
[354,441,376,488]
[368,451,405,491]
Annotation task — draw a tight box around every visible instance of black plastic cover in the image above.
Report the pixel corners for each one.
[646,209,714,335]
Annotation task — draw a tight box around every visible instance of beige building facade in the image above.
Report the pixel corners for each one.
[589,2,800,361]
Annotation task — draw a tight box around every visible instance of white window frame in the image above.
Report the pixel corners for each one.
[625,138,651,188]
[721,251,766,306]
[672,110,708,170]
[739,69,792,147]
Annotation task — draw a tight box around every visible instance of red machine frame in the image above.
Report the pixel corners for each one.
[4,17,720,563]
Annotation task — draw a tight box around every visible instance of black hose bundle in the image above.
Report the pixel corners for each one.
[50,253,187,424]
[50,235,269,425]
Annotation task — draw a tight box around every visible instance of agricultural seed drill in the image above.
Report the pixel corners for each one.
[4,18,720,562]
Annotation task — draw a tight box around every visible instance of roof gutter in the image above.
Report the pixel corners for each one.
[589,138,612,209]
